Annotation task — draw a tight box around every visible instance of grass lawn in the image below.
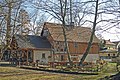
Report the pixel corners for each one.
[0,63,118,80]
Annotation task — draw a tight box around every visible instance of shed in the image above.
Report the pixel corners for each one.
[10,35,52,65]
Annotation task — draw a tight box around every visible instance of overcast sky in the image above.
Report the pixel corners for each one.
[101,27,120,41]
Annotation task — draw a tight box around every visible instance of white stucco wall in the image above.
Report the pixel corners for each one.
[33,50,51,64]
[79,54,99,63]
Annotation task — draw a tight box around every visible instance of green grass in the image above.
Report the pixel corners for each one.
[0,63,118,80]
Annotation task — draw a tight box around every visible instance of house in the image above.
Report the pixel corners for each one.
[99,50,118,62]
[10,35,52,65]
[9,22,100,66]
[99,40,118,62]
[41,22,100,65]
[105,39,116,50]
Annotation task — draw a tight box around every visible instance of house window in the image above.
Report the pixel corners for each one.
[64,47,67,51]
[78,33,81,37]
[56,41,60,45]
[108,54,110,59]
[74,42,78,48]
[43,29,49,36]
[61,55,64,61]
[113,54,115,58]
[73,58,77,61]
[57,47,60,51]
[42,53,46,59]
[28,50,32,58]
[60,49,63,51]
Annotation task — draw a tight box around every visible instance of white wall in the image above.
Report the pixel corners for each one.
[79,54,99,63]
[54,54,99,63]
[33,50,51,64]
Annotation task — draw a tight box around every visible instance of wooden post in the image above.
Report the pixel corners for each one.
[32,50,35,66]
[52,49,55,68]
[26,50,28,65]
[18,50,21,67]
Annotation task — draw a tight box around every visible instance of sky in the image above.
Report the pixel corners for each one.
[46,15,120,42]
[101,27,120,42]
[24,0,120,42]
[96,14,120,42]
[46,16,120,42]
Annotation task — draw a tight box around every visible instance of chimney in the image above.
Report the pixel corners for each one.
[69,22,74,29]
[66,22,74,31]
[70,22,74,26]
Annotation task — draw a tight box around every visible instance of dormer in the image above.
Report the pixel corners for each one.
[41,29,49,37]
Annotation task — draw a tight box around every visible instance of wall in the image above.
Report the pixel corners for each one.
[68,42,99,54]
[51,41,99,63]
[52,41,99,54]
[33,50,51,64]
[79,54,99,63]
[54,53,99,63]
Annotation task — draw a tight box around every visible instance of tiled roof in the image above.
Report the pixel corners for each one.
[14,35,51,49]
[43,22,99,43]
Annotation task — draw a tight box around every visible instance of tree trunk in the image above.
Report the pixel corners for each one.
[79,0,99,66]
[0,2,12,61]
[59,0,73,67]
[62,21,73,67]
[6,2,11,49]
[70,0,72,24]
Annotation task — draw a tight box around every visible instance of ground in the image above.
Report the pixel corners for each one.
[0,62,119,80]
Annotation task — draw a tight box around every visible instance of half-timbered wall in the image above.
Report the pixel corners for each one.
[51,41,99,63]
[51,41,99,54]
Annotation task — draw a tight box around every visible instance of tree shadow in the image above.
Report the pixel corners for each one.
[99,72,120,80]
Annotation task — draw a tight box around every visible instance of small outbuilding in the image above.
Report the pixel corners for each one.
[10,35,52,65]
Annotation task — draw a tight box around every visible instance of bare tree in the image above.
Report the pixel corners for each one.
[2,0,118,66]
[78,0,120,65]
[18,8,30,35]
[0,0,27,60]
[30,0,110,66]
[79,0,99,66]
[30,0,74,66]
[29,9,47,36]
[59,0,73,66]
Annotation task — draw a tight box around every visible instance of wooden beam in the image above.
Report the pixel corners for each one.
[26,50,28,65]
